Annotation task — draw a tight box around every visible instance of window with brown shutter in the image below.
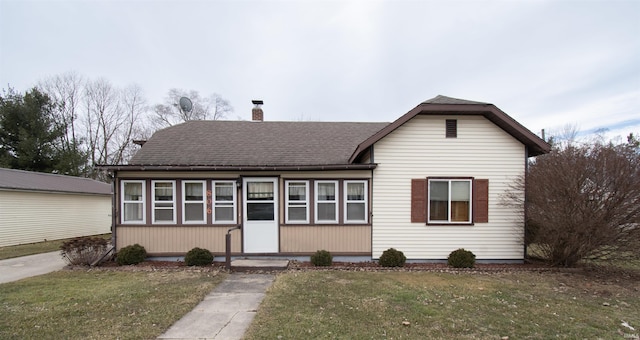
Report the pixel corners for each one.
[446,119,457,138]
[410,177,489,225]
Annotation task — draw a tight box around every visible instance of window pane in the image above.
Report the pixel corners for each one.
[185,203,204,221]
[451,181,470,222]
[317,183,336,200]
[124,202,143,221]
[347,202,365,221]
[451,181,470,201]
[430,181,448,221]
[155,183,173,201]
[347,182,365,200]
[451,201,470,222]
[247,203,274,220]
[317,203,336,220]
[124,183,142,201]
[185,183,203,201]
[288,207,307,221]
[215,183,234,201]
[288,183,306,201]
[155,209,173,221]
[248,182,274,200]
[215,207,234,222]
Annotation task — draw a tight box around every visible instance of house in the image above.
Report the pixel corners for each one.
[104,96,549,262]
[0,168,112,247]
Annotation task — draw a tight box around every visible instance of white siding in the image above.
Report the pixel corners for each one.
[0,190,112,247]
[372,115,525,260]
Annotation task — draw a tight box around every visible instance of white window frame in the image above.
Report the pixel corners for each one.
[212,180,237,224]
[285,180,309,223]
[344,180,368,224]
[427,178,473,224]
[315,180,338,224]
[182,180,206,224]
[152,180,176,224]
[121,180,146,224]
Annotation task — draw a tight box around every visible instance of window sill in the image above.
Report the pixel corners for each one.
[426,222,474,226]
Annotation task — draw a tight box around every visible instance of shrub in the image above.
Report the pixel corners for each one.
[116,244,147,265]
[184,247,214,266]
[447,248,476,268]
[60,236,109,266]
[379,248,406,267]
[310,250,333,266]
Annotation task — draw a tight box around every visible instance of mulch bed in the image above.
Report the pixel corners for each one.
[72,259,639,288]
[90,258,564,273]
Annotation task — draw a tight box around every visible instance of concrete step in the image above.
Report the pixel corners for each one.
[230,259,289,272]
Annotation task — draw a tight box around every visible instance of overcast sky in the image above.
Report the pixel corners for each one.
[1,0,638,140]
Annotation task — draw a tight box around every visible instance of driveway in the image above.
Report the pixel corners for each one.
[0,251,66,284]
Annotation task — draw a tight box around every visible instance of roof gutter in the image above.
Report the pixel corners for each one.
[97,164,378,172]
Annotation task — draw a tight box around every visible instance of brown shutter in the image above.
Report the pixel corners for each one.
[473,179,489,223]
[411,179,427,223]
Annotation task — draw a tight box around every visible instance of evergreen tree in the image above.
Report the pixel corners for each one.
[0,87,86,174]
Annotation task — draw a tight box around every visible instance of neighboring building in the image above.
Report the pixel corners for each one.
[104,96,549,262]
[0,168,112,247]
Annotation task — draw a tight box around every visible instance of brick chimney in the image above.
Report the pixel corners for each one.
[252,100,264,121]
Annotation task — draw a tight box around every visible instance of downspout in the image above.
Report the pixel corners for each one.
[92,171,117,266]
[523,147,529,262]
[369,146,374,260]
[111,171,117,254]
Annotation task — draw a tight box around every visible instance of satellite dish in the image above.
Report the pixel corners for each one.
[179,97,193,113]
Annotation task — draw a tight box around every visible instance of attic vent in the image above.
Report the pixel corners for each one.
[446,119,457,138]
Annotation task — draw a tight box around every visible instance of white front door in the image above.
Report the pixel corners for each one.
[243,177,279,253]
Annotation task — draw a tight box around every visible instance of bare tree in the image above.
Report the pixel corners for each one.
[84,78,120,168]
[151,89,232,128]
[38,72,87,175]
[112,84,148,165]
[546,123,580,148]
[83,79,148,178]
[522,139,640,267]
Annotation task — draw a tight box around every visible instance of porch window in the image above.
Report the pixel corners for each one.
[344,180,367,223]
[428,179,471,223]
[286,181,309,223]
[213,181,236,223]
[121,180,145,224]
[152,181,176,224]
[182,180,206,224]
[315,181,338,223]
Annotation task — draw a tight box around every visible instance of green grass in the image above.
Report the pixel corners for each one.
[245,271,640,339]
[0,234,111,260]
[0,270,225,339]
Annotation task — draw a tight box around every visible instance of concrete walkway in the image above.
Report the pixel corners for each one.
[0,251,66,284]
[158,273,276,340]
[1,253,282,339]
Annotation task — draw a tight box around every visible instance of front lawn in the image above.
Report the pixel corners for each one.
[245,270,640,339]
[0,269,225,339]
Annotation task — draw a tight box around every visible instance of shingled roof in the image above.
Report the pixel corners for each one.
[129,121,389,167]
[118,95,548,170]
[0,168,111,195]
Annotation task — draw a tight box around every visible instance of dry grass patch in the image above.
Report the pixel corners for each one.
[245,271,640,339]
[0,269,225,339]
